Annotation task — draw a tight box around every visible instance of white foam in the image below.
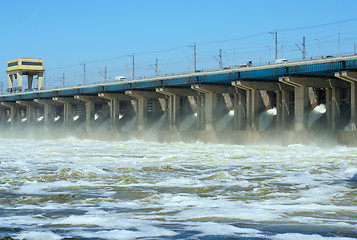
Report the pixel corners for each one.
[267,107,277,115]
[272,233,355,240]
[0,139,357,239]
[78,226,177,240]
[314,104,327,114]
[15,231,62,240]
[186,222,261,237]
[55,214,107,227]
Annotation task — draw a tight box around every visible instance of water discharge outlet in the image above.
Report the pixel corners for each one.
[259,107,277,131]
[308,104,326,128]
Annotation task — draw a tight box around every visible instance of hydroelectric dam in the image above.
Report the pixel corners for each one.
[2,55,357,145]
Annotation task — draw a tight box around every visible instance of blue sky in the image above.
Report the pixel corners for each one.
[1,0,357,90]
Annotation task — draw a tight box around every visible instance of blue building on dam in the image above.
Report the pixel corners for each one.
[1,55,357,145]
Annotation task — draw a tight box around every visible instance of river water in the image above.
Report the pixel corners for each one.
[0,137,356,239]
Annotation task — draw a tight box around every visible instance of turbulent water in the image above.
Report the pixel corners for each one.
[0,137,357,240]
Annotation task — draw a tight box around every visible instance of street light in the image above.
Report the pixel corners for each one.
[315,38,321,58]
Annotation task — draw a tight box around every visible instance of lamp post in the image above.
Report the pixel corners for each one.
[315,38,321,58]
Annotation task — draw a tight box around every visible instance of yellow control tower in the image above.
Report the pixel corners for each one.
[7,58,44,92]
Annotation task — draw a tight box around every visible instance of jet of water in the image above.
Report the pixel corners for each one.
[308,104,326,128]
[149,115,165,131]
[216,110,234,131]
[180,114,197,131]
[259,107,277,131]
[121,116,137,132]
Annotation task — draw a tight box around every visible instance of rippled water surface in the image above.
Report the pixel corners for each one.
[0,137,357,239]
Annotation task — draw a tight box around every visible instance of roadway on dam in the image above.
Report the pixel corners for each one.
[1,55,357,101]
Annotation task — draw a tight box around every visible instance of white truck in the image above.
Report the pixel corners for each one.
[115,76,126,82]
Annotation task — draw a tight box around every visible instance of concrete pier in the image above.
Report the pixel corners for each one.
[53,97,78,131]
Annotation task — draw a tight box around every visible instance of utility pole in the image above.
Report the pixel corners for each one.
[282,39,284,59]
[127,55,135,80]
[193,44,196,72]
[149,59,159,77]
[223,51,228,67]
[156,58,159,77]
[187,57,191,72]
[295,37,306,60]
[275,32,278,60]
[338,32,341,56]
[268,31,278,60]
[84,63,86,85]
[315,39,321,58]
[74,71,76,86]
[266,46,271,63]
[303,37,306,60]
[80,63,86,85]
[105,66,107,83]
[63,73,65,87]
[132,55,135,80]
[188,43,197,72]
[338,28,343,56]
[219,49,223,69]
[234,43,238,66]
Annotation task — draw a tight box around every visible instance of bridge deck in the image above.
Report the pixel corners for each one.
[1,55,357,102]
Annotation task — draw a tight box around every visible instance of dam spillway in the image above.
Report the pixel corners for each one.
[1,55,357,145]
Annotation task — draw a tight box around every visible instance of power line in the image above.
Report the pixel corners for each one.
[45,17,357,72]
[198,32,268,45]
[278,17,357,32]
